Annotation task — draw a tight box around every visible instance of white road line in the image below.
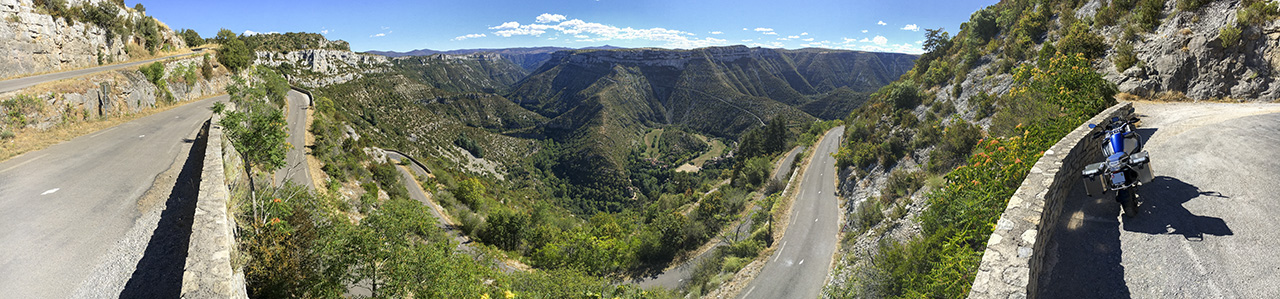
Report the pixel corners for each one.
[775,241,787,262]
[1,153,47,173]
[799,259,804,265]
[815,218,818,222]
[41,188,59,195]
[743,286,756,298]
[138,135,145,138]
[85,127,117,139]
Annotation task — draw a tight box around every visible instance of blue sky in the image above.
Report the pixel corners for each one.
[141,0,998,54]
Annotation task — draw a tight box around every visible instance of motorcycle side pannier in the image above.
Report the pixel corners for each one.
[1081,162,1107,196]
[1129,151,1154,184]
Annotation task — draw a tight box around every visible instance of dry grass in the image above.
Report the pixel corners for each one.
[0,93,225,163]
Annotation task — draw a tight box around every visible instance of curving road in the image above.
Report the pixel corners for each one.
[739,126,843,299]
[274,90,314,189]
[0,50,201,94]
[1038,102,1280,298]
[0,95,223,298]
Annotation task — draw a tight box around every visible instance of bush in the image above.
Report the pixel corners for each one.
[140,62,164,84]
[1177,0,1211,11]
[201,54,214,78]
[1134,0,1166,31]
[1238,0,1280,26]
[883,80,922,110]
[1114,41,1138,72]
[1056,22,1107,59]
[1220,25,1242,48]
[851,200,883,235]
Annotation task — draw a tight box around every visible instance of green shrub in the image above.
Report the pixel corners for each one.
[0,129,13,139]
[1238,0,1280,26]
[1134,0,1166,31]
[1177,0,1212,11]
[883,80,922,110]
[454,132,483,158]
[140,62,164,84]
[1056,22,1107,59]
[1220,25,1242,48]
[1114,41,1139,72]
[180,28,204,47]
[851,200,883,235]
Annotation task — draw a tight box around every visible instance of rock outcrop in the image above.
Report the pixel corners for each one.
[0,54,229,131]
[1095,0,1280,100]
[0,0,186,79]
[254,49,390,88]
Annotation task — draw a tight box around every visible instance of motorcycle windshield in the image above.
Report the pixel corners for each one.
[1109,131,1126,155]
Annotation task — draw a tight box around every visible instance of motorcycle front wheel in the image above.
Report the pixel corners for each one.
[1118,189,1138,217]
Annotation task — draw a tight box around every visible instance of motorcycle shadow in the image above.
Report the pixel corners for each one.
[1124,176,1233,240]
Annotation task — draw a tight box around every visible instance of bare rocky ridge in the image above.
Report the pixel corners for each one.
[254,49,390,88]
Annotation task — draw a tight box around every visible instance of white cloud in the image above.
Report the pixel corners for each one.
[916,40,924,44]
[320,29,329,35]
[800,32,809,36]
[877,21,887,26]
[901,24,919,31]
[742,39,754,42]
[754,27,774,32]
[763,32,778,35]
[743,28,749,30]
[777,37,790,41]
[491,21,521,30]
[453,33,486,41]
[381,26,390,30]
[803,38,814,41]
[872,35,887,45]
[242,30,279,36]
[486,15,729,48]
[861,29,868,33]
[370,33,386,38]
[859,38,870,42]
[536,13,567,23]
[849,43,923,54]
[710,31,723,35]
[787,35,799,39]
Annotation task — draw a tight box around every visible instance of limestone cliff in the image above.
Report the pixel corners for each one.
[0,0,186,79]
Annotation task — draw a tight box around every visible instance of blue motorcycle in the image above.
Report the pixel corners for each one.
[1082,114,1154,217]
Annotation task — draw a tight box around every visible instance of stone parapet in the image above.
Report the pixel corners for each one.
[968,102,1132,299]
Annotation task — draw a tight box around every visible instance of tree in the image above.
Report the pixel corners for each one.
[137,16,162,54]
[132,3,144,12]
[218,34,253,73]
[220,67,291,217]
[180,29,204,47]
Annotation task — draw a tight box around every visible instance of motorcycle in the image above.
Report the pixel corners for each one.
[1081,113,1154,217]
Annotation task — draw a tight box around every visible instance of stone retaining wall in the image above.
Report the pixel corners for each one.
[968,102,1133,299]
[180,111,248,298]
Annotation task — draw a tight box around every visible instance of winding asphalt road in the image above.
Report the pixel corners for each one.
[0,95,223,298]
[739,126,843,299]
[1039,102,1280,298]
[274,90,314,189]
[0,50,201,94]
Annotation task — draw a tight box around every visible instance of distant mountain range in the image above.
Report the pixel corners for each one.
[365,46,625,70]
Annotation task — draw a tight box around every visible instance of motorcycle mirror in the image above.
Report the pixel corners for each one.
[1088,124,1097,129]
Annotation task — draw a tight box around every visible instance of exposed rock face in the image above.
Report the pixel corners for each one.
[254,49,390,88]
[0,54,229,130]
[0,0,185,79]
[1096,0,1280,100]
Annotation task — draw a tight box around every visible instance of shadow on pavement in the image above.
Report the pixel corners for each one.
[1124,176,1233,240]
[1038,175,1230,298]
[119,123,206,298]
[1038,177,1131,299]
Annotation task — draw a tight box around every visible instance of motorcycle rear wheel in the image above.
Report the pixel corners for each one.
[1118,189,1138,217]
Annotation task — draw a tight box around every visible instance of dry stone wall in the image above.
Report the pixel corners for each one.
[968,102,1133,299]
